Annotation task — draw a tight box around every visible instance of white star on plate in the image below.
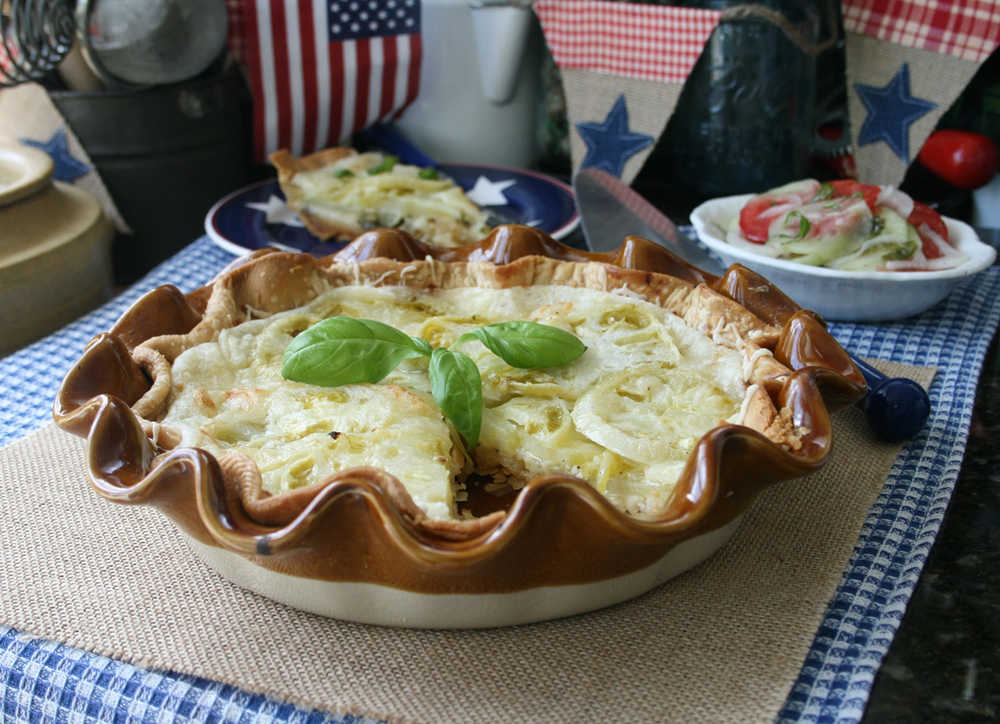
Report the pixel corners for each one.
[466,176,516,206]
[245,195,305,227]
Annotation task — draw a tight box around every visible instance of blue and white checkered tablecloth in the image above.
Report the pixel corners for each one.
[2,235,999,723]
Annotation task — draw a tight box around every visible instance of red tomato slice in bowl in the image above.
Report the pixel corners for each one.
[739,197,784,243]
[828,180,881,213]
[908,201,950,259]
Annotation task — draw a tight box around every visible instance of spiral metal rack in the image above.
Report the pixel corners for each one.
[0,0,76,87]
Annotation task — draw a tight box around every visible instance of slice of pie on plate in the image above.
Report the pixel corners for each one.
[270,147,492,248]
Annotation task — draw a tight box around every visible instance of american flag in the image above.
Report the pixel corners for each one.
[227,0,422,161]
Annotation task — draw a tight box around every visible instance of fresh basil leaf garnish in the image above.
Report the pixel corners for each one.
[367,155,398,175]
[429,347,482,449]
[334,168,354,178]
[282,317,429,387]
[282,316,585,450]
[410,336,433,357]
[418,167,439,180]
[456,321,586,368]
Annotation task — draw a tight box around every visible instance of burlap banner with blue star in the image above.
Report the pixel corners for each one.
[535,0,722,185]
[843,0,1000,187]
[0,83,129,232]
[559,74,677,185]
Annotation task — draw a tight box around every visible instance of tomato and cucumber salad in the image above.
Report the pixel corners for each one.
[729,179,966,271]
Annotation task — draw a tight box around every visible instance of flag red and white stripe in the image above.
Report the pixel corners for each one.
[534,0,721,84]
[842,0,1000,62]
[227,0,422,161]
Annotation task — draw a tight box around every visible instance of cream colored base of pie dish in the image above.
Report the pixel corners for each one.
[185,517,741,629]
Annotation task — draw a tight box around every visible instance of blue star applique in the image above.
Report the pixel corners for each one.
[575,95,653,178]
[853,63,936,161]
[20,128,90,182]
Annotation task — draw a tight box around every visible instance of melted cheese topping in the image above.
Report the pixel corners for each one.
[286,152,491,248]
[161,285,752,520]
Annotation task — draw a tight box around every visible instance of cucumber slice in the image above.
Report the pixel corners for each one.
[830,239,918,270]
[828,209,919,270]
[779,226,863,266]
[870,207,910,243]
[770,198,871,267]
[779,234,853,262]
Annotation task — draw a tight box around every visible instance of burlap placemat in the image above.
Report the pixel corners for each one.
[0,361,933,723]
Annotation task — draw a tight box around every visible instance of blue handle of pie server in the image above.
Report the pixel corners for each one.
[851,356,930,442]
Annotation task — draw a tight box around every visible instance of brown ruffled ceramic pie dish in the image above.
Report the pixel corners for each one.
[54,225,866,628]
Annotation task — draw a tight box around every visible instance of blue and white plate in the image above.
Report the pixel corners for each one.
[204,163,579,257]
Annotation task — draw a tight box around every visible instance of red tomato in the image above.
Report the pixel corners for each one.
[918,130,1000,190]
[739,196,783,243]
[828,180,881,213]
[908,201,950,259]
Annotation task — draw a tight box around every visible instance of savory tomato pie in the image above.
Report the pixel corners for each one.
[132,252,797,528]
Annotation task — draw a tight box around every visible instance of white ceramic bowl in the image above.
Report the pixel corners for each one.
[690,194,997,322]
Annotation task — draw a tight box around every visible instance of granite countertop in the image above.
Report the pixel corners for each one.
[863,329,1000,721]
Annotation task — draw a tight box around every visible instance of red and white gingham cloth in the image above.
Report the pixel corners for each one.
[842,0,1000,62]
[534,0,721,84]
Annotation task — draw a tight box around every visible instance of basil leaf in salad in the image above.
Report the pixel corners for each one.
[418,167,439,180]
[779,210,811,241]
[282,317,429,387]
[429,347,483,449]
[868,215,886,237]
[812,183,834,201]
[334,168,354,178]
[456,321,586,368]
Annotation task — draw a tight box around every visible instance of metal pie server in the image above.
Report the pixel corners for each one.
[571,166,930,443]
[573,167,725,274]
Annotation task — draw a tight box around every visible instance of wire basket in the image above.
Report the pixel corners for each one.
[1,0,75,87]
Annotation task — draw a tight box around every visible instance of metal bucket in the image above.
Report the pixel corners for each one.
[50,64,252,281]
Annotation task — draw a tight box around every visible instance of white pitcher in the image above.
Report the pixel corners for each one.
[395,0,542,168]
